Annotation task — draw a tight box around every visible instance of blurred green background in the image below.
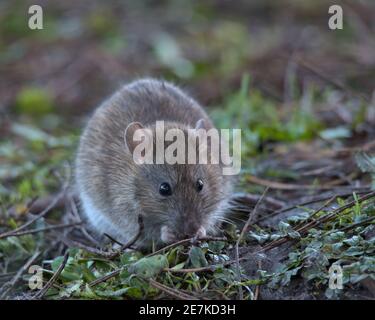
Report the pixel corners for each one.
[0,0,374,201]
[1,0,375,300]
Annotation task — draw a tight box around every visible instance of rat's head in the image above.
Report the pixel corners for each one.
[124,120,228,246]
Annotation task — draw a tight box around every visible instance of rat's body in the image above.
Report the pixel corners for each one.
[75,79,232,249]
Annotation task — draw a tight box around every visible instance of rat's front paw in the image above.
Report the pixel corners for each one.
[160,226,176,244]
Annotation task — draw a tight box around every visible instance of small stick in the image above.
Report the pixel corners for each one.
[254,260,262,300]
[339,217,375,232]
[89,236,228,288]
[163,266,217,274]
[246,175,370,191]
[148,278,198,300]
[260,191,375,252]
[69,196,100,246]
[0,189,67,240]
[146,236,227,258]
[104,233,124,246]
[235,187,269,300]
[1,222,81,238]
[0,251,41,299]
[3,196,38,218]
[296,191,375,234]
[292,55,370,103]
[164,258,247,274]
[255,189,370,223]
[33,250,69,299]
[89,269,122,287]
[108,215,144,260]
[0,272,17,279]
[62,238,114,258]
[89,258,239,288]
[229,192,285,210]
[293,196,337,229]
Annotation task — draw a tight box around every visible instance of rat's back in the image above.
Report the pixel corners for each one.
[109,78,213,129]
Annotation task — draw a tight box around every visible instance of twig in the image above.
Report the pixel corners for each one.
[338,217,375,232]
[108,215,144,260]
[164,258,247,274]
[62,238,114,258]
[148,278,198,300]
[237,188,270,242]
[293,55,370,103]
[0,189,67,240]
[0,272,17,279]
[246,175,370,191]
[104,233,124,246]
[28,194,67,215]
[69,196,100,246]
[255,189,371,223]
[33,250,69,299]
[235,187,269,300]
[297,191,375,234]
[293,196,337,229]
[229,192,285,210]
[253,260,263,301]
[260,191,375,252]
[164,266,217,274]
[89,269,122,287]
[146,236,227,258]
[0,251,41,299]
[2,222,81,238]
[88,236,226,288]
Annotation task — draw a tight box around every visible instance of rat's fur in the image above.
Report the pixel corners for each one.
[75,79,232,248]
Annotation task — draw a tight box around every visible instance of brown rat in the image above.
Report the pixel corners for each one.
[75,78,233,249]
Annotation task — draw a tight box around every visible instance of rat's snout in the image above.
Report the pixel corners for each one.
[160,225,206,244]
[196,226,207,238]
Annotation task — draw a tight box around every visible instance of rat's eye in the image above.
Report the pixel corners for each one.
[196,179,204,192]
[159,182,172,196]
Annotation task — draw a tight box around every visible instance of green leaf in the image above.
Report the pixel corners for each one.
[343,235,362,246]
[128,254,168,278]
[59,280,83,298]
[189,246,208,268]
[280,267,302,286]
[208,241,225,253]
[287,230,301,239]
[278,221,292,234]
[170,262,185,271]
[344,247,364,256]
[248,231,270,244]
[51,256,81,282]
[120,251,143,266]
[95,287,142,298]
[355,152,375,173]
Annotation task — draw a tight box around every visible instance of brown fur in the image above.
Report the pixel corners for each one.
[75,78,233,248]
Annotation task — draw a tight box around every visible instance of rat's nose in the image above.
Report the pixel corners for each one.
[197,226,206,237]
[161,225,206,243]
[181,225,206,239]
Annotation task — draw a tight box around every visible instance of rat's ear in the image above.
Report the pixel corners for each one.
[124,122,146,153]
[195,119,207,130]
[193,119,209,156]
